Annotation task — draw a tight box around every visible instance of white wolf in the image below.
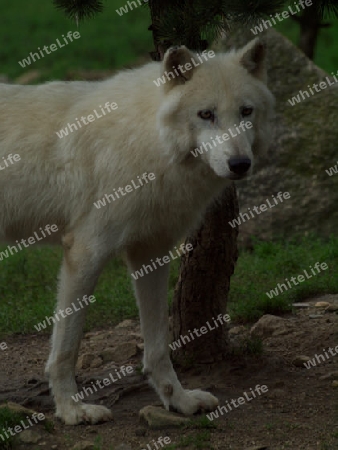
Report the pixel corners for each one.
[0,38,274,425]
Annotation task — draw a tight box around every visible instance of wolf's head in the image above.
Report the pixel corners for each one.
[157,39,275,180]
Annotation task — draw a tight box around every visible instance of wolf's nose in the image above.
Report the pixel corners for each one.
[228,157,251,175]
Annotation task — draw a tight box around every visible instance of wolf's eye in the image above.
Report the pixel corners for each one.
[198,110,214,121]
[241,107,253,117]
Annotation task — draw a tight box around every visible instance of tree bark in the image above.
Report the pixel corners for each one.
[293,5,330,60]
[172,184,239,365]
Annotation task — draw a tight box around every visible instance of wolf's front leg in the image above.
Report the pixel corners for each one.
[46,233,113,425]
[127,246,218,415]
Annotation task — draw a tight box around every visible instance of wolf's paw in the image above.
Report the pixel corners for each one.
[56,403,113,425]
[172,389,219,415]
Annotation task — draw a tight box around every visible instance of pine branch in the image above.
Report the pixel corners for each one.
[53,0,104,22]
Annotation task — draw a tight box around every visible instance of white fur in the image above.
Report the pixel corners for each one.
[0,39,274,424]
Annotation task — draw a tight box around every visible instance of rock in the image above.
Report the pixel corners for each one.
[90,356,103,368]
[332,381,338,388]
[15,70,42,84]
[77,353,96,370]
[325,304,338,312]
[0,402,36,416]
[217,29,338,242]
[115,319,135,329]
[101,342,137,363]
[315,301,330,307]
[71,441,95,450]
[309,314,323,319]
[250,315,285,339]
[229,326,246,336]
[19,429,41,444]
[137,343,145,351]
[292,355,311,367]
[319,372,338,381]
[100,348,116,363]
[139,405,190,429]
[89,333,107,342]
[135,428,147,436]
[292,303,310,308]
[266,388,286,399]
[116,444,132,450]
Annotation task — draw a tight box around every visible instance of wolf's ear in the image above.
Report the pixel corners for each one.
[162,46,196,92]
[239,38,266,82]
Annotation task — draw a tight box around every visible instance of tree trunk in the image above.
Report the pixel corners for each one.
[172,184,239,365]
[294,5,328,60]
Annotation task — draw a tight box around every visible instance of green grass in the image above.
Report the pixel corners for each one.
[228,234,338,323]
[0,1,152,81]
[0,406,53,450]
[0,234,337,335]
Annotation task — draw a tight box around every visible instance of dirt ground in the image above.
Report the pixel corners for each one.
[0,295,337,450]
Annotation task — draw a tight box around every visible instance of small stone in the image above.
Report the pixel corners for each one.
[137,343,145,351]
[319,372,338,381]
[15,70,42,84]
[19,429,41,444]
[90,334,106,342]
[135,428,147,436]
[325,304,338,312]
[90,357,103,369]
[101,342,137,363]
[0,402,36,416]
[115,319,135,329]
[309,314,323,319]
[292,355,311,367]
[315,301,330,307]
[71,441,95,450]
[77,353,96,370]
[292,303,310,308]
[229,326,246,336]
[332,380,338,388]
[139,405,190,429]
[116,444,132,450]
[250,315,285,339]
